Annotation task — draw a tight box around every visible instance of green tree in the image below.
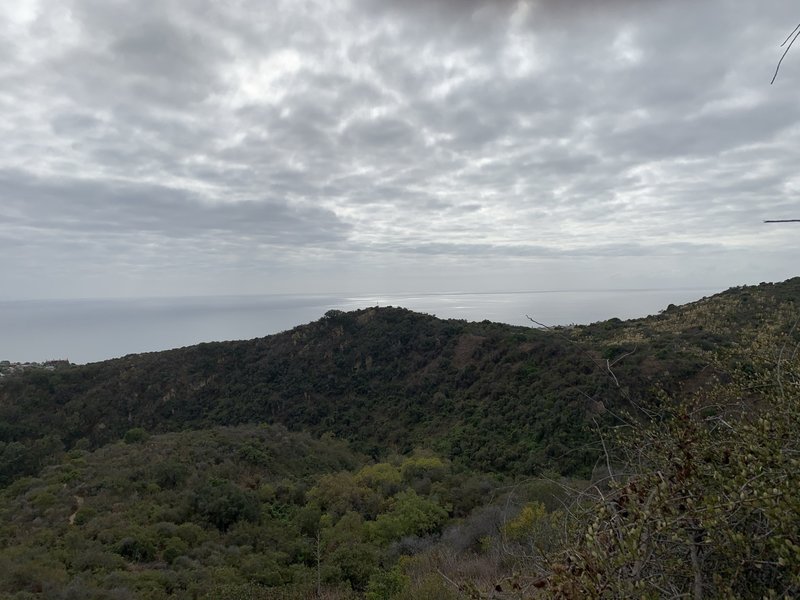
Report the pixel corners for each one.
[192,479,260,531]
[322,511,379,591]
[368,490,449,545]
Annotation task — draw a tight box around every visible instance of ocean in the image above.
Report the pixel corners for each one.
[0,288,719,364]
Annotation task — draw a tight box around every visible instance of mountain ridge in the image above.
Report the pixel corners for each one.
[1,277,798,485]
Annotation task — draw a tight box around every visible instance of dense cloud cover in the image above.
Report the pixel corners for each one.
[1,0,798,299]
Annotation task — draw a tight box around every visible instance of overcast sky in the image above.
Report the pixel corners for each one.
[2,0,798,301]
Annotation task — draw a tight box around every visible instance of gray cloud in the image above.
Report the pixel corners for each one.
[0,169,350,244]
[0,0,798,300]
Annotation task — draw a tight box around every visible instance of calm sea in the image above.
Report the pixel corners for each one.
[0,288,718,364]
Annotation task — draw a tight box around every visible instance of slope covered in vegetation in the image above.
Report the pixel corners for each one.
[0,278,798,598]
[0,424,514,599]
[3,277,797,489]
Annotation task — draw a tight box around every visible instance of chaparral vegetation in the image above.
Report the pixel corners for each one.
[1,278,798,598]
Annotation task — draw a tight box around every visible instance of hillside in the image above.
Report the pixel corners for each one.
[0,425,505,598]
[0,278,798,599]
[1,278,799,488]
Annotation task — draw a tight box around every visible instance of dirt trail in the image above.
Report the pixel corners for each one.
[68,495,84,525]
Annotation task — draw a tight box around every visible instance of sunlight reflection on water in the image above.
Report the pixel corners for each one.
[0,288,718,363]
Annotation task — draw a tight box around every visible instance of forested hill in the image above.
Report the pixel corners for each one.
[1,278,799,483]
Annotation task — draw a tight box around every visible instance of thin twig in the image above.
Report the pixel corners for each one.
[781,23,800,47]
[526,314,635,398]
[594,416,617,485]
[771,23,800,84]
[776,317,800,401]
[526,315,607,373]
[606,346,637,387]
[436,568,462,592]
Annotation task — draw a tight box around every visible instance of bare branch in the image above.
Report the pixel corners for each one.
[781,23,800,47]
[593,417,617,486]
[527,314,621,386]
[776,317,800,401]
[771,23,800,84]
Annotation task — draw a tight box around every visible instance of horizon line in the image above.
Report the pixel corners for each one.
[0,286,727,304]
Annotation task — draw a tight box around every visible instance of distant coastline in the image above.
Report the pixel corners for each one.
[0,288,720,364]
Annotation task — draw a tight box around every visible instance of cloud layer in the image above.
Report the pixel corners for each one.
[1,0,798,298]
